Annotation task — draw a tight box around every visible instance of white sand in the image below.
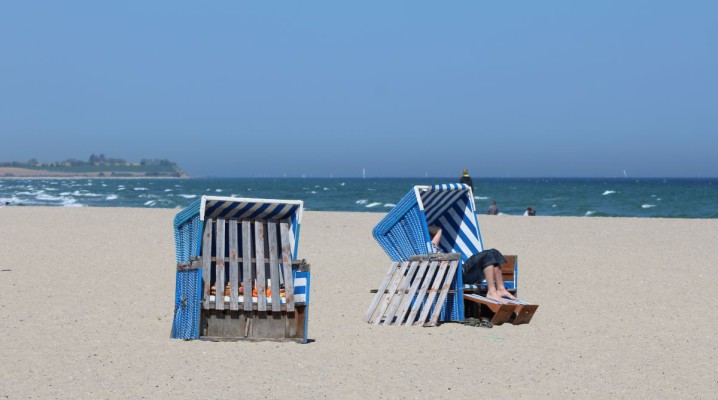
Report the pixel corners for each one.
[1,207,716,399]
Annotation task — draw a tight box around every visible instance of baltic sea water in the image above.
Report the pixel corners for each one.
[1,177,716,218]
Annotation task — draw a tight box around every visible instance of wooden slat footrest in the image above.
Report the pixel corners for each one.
[463,294,516,325]
[504,299,539,325]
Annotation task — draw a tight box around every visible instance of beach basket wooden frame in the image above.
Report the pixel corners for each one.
[372,183,489,321]
[171,196,310,342]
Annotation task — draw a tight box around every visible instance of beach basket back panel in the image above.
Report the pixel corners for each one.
[202,218,297,312]
[202,198,301,257]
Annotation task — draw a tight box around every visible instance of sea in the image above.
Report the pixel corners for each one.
[1,177,717,219]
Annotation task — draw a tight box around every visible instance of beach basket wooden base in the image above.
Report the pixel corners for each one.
[201,306,307,342]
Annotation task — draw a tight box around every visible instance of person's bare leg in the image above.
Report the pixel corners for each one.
[484,265,507,304]
[493,265,517,300]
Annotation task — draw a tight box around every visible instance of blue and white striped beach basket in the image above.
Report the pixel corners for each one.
[372,183,485,322]
[171,196,307,340]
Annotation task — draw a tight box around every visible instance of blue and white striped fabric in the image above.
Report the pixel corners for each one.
[419,184,483,261]
[373,183,483,262]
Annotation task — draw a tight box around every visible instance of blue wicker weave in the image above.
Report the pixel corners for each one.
[372,183,484,322]
[171,199,203,339]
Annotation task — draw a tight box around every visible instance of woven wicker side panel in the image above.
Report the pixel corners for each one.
[171,215,202,339]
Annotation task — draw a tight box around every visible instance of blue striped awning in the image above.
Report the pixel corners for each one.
[200,196,303,222]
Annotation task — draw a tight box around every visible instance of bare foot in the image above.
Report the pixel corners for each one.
[486,292,507,304]
[497,289,517,300]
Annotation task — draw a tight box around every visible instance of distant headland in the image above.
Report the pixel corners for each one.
[0,154,189,178]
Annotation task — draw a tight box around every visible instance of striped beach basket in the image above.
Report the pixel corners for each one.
[172,196,310,342]
[372,183,487,322]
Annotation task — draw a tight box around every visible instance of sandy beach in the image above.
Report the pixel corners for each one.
[0,206,716,399]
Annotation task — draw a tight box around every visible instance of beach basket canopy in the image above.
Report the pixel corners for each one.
[372,183,483,262]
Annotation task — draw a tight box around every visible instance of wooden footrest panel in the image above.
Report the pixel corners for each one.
[504,299,539,325]
[463,294,516,325]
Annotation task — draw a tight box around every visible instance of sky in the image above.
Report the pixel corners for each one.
[1,1,716,178]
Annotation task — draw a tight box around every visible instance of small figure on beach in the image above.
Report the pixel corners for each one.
[487,200,499,215]
[523,207,536,216]
[428,225,442,253]
[463,248,517,304]
[459,168,474,190]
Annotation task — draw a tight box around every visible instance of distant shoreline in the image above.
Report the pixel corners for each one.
[0,167,188,179]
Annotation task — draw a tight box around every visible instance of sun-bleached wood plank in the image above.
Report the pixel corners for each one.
[417,260,449,325]
[364,262,400,322]
[242,220,253,311]
[228,219,239,311]
[267,222,281,312]
[404,261,438,326]
[382,261,420,326]
[254,221,267,312]
[394,260,430,324]
[279,222,295,312]
[215,218,226,311]
[202,219,213,310]
[425,260,459,327]
[372,261,409,325]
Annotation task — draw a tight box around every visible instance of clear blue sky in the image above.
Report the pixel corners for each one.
[1,1,716,178]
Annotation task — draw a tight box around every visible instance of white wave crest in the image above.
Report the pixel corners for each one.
[179,194,197,199]
[366,202,382,208]
[144,200,156,206]
[475,196,489,200]
[642,204,656,209]
[585,211,596,216]
[36,194,65,201]
[134,187,148,191]
[384,203,396,208]
[602,190,616,196]
[356,199,368,205]
[106,194,118,200]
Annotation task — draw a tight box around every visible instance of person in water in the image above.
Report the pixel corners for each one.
[459,168,474,190]
[487,200,499,215]
[523,207,536,216]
